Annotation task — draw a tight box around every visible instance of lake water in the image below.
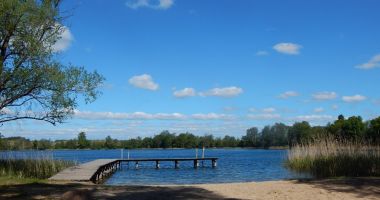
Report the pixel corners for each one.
[0,149,308,185]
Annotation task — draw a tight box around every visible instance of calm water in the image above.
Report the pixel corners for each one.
[0,149,308,185]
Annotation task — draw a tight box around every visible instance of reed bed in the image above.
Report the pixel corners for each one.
[0,151,75,179]
[286,139,380,177]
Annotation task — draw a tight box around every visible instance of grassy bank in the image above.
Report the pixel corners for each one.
[0,152,75,179]
[286,139,380,177]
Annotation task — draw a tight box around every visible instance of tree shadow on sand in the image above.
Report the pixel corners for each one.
[0,183,240,200]
[295,178,380,199]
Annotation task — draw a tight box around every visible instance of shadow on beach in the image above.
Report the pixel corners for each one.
[0,182,240,200]
[295,178,380,199]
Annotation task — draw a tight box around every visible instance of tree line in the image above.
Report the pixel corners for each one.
[1,115,379,150]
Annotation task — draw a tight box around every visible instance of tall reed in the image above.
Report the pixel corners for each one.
[0,151,75,179]
[286,139,380,177]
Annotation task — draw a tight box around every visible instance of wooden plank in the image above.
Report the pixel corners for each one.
[49,159,117,181]
[119,157,218,162]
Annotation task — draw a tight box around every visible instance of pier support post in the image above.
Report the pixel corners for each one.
[156,161,160,169]
[135,161,139,169]
[212,159,217,168]
[174,160,179,169]
[193,160,199,168]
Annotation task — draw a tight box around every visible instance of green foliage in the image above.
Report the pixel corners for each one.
[0,152,74,179]
[0,0,104,125]
[104,135,115,149]
[288,121,312,146]
[77,132,89,149]
[242,127,259,147]
[1,115,379,150]
[367,117,380,142]
[327,115,366,140]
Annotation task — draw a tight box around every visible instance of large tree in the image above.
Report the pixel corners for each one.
[0,0,104,125]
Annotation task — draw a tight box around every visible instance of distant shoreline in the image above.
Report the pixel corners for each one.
[0,146,289,151]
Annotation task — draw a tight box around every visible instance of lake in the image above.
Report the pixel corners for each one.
[0,149,308,185]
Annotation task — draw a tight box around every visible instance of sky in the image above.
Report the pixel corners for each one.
[1,0,380,140]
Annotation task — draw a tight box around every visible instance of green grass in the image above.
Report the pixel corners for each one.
[0,152,75,179]
[286,139,380,178]
[0,176,47,185]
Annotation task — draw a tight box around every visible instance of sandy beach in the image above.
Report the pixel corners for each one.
[0,178,379,200]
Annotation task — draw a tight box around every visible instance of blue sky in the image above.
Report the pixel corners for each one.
[2,0,380,139]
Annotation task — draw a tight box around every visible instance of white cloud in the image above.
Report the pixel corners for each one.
[313,107,324,113]
[256,50,269,56]
[279,91,299,99]
[342,95,367,103]
[312,91,337,100]
[199,86,243,97]
[247,113,281,120]
[173,88,196,98]
[356,54,380,69]
[223,106,237,112]
[74,110,185,120]
[262,107,276,113]
[73,110,236,121]
[273,42,302,55]
[129,74,159,90]
[248,108,257,112]
[191,113,234,120]
[331,104,339,110]
[126,0,174,10]
[52,26,73,52]
[294,115,333,122]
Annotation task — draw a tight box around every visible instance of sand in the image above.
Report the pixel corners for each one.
[196,179,380,200]
[0,178,379,199]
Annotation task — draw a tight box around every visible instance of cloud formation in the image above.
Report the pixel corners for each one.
[173,88,196,98]
[273,42,302,55]
[342,95,367,103]
[191,113,234,120]
[52,26,73,52]
[262,107,276,113]
[129,74,159,90]
[74,110,234,121]
[199,86,243,97]
[126,0,174,10]
[312,91,337,100]
[279,91,299,99]
[294,115,333,122]
[247,113,281,120]
[356,54,380,69]
[256,50,269,56]
[314,107,324,113]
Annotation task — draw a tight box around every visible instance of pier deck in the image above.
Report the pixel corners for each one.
[49,159,118,182]
[49,157,218,183]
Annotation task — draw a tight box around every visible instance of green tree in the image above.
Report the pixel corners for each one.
[242,127,259,147]
[271,123,289,146]
[0,0,103,125]
[367,117,380,142]
[0,133,3,148]
[328,115,365,140]
[288,121,312,146]
[104,136,114,149]
[77,132,89,149]
[261,126,273,148]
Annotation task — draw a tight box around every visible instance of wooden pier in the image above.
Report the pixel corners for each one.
[50,157,218,183]
[49,159,119,182]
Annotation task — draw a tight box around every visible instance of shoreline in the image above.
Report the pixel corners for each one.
[1,178,379,199]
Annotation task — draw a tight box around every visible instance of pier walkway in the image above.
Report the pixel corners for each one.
[49,157,218,183]
[49,159,119,182]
